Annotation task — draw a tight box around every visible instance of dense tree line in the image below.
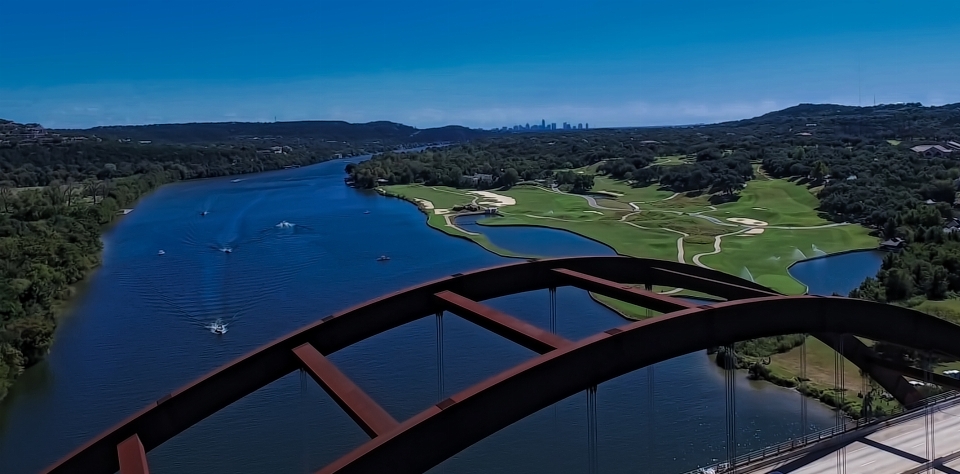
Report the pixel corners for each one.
[0,172,168,400]
[349,133,755,194]
[762,143,960,227]
[347,135,634,190]
[0,141,349,187]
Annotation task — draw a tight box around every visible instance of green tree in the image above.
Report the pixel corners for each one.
[811,160,830,183]
[500,168,519,188]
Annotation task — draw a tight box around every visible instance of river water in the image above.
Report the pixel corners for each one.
[0,159,880,473]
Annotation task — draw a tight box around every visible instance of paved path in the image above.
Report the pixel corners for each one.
[691,228,749,268]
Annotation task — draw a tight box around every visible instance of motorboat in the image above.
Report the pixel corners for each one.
[276,220,295,228]
[158,250,165,256]
[376,255,390,261]
[210,320,228,335]
[201,211,208,216]
[364,210,370,214]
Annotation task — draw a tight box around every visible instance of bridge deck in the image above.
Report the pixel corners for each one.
[738,397,960,474]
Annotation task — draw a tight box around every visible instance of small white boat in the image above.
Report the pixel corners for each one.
[200,211,208,216]
[230,178,242,183]
[276,220,295,229]
[364,210,370,214]
[158,250,165,256]
[209,320,228,335]
[376,255,390,262]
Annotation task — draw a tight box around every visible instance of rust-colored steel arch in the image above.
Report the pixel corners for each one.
[43,256,942,474]
[323,295,960,474]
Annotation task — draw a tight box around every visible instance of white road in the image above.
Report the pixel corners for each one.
[750,400,960,474]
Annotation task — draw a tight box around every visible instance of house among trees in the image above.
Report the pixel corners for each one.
[945,218,960,234]
[879,237,906,251]
[911,144,954,157]
[461,173,494,187]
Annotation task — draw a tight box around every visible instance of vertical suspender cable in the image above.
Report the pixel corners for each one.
[550,288,558,428]
[586,385,598,474]
[833,336,846,474]
[839,336,846,474]
[436,311,444,403]
[801,335,808,439]
[644,284,653,319]
[647,366,655,454]
[300,368,308,473]
[549,288,557,334]
[923,352,935,472]
[724,345,737,472]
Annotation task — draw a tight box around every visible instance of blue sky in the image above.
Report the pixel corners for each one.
[2,0,959,129]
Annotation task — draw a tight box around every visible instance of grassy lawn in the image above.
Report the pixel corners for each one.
[384,184,474,209]
[592,177,676,203]
[384,177,878,295]
[771,337,863,391]
[650,155,691,167]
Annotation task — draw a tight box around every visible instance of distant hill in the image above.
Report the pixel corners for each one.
[715,102,960,142]
[58,120,491,146]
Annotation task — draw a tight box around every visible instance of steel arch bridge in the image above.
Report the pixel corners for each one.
[44,256,960,474]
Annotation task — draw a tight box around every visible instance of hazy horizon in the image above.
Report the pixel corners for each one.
[3,0,959,129]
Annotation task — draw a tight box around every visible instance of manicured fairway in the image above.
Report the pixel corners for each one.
[383,175,877,295]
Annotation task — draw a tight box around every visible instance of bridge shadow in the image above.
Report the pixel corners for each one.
[763,438,859,473]
[858,438,927,463]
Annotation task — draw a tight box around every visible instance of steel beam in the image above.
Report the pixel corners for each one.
[864,354,960,394]
[647,266,777,300]
[116,435,149,474]
[812,333,923,407]
[552,268,698,313]
[434,291,571,354]
[293,343,399,438]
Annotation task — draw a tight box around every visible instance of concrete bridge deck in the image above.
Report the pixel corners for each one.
[736,396,960,474]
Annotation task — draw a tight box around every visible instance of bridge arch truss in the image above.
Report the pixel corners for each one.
[44,256,960,474]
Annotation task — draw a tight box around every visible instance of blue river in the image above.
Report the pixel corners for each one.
[0,159,882,473]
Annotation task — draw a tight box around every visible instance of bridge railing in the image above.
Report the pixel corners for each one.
[681,389,960,474]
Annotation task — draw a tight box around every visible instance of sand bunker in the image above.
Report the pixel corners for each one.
[434,209,450,215]
[752,207,767,211]
[469,191,516,207]
[744,228,765,235]
[414,198,435,210]
[727,217,768,226]
[584,210,603,215]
